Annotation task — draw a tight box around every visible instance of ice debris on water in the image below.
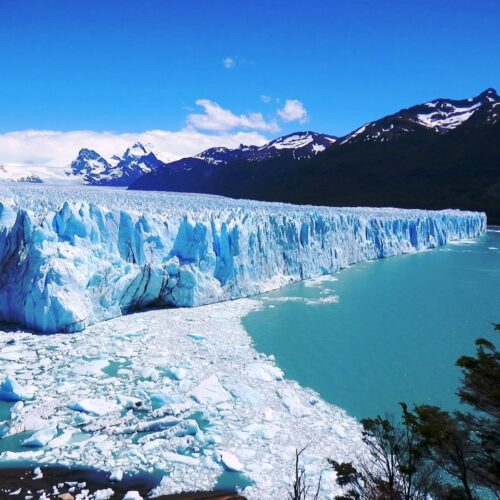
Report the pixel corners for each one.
[0,299,368,499]
[123,492,142,500]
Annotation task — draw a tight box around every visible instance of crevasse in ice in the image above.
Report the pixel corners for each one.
[0,185,486,333]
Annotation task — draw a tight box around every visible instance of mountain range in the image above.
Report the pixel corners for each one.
[67,142,167,186]
[10,88,498,223]
[64,131,336,187]
[128,88,500,224]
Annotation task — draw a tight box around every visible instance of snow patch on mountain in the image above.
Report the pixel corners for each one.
[341,88,499,144]
[416,102,482,130]
[263,131,337,158]
[67,142,176,186]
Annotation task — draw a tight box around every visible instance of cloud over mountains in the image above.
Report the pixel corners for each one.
[0,98,308,170]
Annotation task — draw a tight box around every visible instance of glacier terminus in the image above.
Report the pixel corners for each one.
[0,184,486,334]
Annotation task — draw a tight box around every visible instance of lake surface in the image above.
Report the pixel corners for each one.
[244,231,500,420]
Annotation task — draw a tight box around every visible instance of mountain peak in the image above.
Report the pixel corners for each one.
[124,142,150,158]
[342,88,500,145]
[68,142,166,186]
[77,148,101,159]
[266,131,337,151]
[479,88,497,98]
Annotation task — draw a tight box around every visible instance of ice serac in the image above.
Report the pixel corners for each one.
[0,185,486,333]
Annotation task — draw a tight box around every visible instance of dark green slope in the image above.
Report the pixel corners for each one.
[243,121,500,223]
[144,121,500,223]
[129,90,500,223]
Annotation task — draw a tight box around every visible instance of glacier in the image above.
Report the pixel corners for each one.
[0,184,486,333]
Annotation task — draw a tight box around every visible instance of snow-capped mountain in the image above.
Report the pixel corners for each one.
[130,132,337,190]
[129,88,500,224]
[341,88,499,144]
[254,131,337,160]
[68,148,112,184]
[183,132,336,166]
[68,132,335,188]
[67,142,168,186]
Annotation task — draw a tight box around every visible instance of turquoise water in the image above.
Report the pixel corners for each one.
[244,231,500,420]
[0,402,13,421]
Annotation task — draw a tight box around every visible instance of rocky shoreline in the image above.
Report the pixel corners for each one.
[0,466,245,499]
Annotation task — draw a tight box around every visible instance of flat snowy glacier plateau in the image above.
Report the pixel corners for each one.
[0,184,486,333]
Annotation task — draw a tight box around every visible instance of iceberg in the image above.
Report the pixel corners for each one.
[68,398,120,416]
[0,184,486,333]
[218,450,245,472]
[190,374,232,406]
[21,425,58,447]
[0,377,35,401]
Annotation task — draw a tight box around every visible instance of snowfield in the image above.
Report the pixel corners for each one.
[0,184,486,334]
[0,299,366,498]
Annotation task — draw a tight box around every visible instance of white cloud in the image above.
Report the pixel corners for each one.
[187,99,280,133]
[0,98,284,179]
[277,99,308,123]
[261,95,280,104]
[0,128,269,171]
[222,57,235,69]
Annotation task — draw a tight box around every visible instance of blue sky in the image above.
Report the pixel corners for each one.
[0,0,499,166]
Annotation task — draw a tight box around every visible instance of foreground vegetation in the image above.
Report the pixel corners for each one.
[291,323,500,499]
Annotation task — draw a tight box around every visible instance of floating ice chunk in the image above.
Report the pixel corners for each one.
[73,358,109,375]
[449,239,478,245]
[94,489,114,500]
[245,363,283,382]
[278,388,312,417]
[68,398,119,416]
[0,377,35,401]
[117,395,143,410]
[150,393,184,410]
[132,415,180,433]
[123,491,143,500]
[303,274,338,287]
[170,366,189,380]
[304,295,339,305]
[190,375,231,406]
[7,414,48,436]
[33,466,43,479]
[22,425,58,447]
[0,450,45,462]
[246,423,280,439]
[219,450,244,472]
[229,383,265,406]
[110,468,123,482]
[178,419,201,438]
[47,430,74,449]
[0,347,35,361]
[137,366,158,381]
[162,450,200,466]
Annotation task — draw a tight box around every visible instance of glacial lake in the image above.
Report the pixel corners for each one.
[244,230,500,420]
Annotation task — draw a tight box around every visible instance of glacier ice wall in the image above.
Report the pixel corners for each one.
[0,185,486,333]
